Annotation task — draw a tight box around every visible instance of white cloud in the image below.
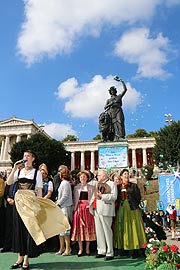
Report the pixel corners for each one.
[43,122,78,140]
[17,0,160,65]
[56,75,142,118]
[124,82,142,110]
[114,27,172,79]
[56,77,79,99]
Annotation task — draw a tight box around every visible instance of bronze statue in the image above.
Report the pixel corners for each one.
[99,76,127,142]
[99,111,114,141]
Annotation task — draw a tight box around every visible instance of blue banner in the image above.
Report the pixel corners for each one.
[159,174,180,212]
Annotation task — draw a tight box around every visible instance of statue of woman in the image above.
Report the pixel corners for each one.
[104,77,127,141]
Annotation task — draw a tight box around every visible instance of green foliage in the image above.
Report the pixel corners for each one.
[145,239,180,270]
[153,121,180,169]
[157,264,178,270]
[71,169,80,179]
[126,128,157,138]
[93,134,101,140]
[148,131,158,138]
[10,133,67,175]
[61,134,78,142]
[141,165,153,180]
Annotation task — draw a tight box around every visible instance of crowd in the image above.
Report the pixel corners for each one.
[0,151,177,270]
[144,206,178,240]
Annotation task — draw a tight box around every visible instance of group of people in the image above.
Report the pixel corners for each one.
[145,205,178,240]
[0,150,150,269]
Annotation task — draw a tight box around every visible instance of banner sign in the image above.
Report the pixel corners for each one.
[159,174,180,212]
[176,198,180,216]
[98,144,128,169]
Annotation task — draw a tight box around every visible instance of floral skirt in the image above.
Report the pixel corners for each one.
[71,200,96,241]
[113,199,147,250]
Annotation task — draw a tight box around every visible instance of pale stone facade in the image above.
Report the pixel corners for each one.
[64,137,155,172]
[0,116,156,172]
[0,116,50,171]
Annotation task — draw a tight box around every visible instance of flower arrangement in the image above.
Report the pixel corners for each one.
[144,237,180,270]
[145,227,157,241]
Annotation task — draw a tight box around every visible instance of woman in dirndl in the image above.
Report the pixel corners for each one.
[7,150,70,270]
[71,171,96,256]
[7,150,43,270]
[113,169,147,258]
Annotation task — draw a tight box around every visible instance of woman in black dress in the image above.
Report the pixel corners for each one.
[7,150,43,270]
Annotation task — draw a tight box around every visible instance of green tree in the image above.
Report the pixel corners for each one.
[148,131,158,138]
[93,134,101,140]
[126,128,150,138]
[141,165,153,180]
[10,133,67,175]
[126,129,158,138]
[153,121,180,168]
[61,134,79,142]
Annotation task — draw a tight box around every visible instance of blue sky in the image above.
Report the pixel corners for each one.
[0,0,180,141]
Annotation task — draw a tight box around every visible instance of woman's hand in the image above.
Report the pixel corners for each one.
[96,191,102,200]
[7,197,14,205]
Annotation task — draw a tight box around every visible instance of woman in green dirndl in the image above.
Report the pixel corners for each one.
[113,169,147,257]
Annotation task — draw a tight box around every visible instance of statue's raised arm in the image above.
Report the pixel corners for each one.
[120,79,127,98]
[114,76,127,98]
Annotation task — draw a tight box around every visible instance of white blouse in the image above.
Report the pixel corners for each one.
[14,168,43,188]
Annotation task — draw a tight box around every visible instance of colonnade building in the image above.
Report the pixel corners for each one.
[0,116,156,172]
[0,116,50,170]
[64,138,155,172]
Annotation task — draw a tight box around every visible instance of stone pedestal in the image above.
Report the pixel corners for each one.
[98,140,128,170]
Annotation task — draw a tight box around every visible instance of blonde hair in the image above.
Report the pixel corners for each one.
[39,163,48,175]
[59,166,71,181]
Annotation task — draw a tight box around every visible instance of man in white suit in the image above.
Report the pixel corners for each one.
[90,169,117,260]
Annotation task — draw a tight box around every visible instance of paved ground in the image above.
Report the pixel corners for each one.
[165,230,180,247]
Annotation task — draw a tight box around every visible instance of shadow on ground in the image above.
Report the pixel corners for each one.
[33,258,145,270]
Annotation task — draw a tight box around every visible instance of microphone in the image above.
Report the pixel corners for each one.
[16,159,27,165]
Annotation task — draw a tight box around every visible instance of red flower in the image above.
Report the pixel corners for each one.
[152,247,158,253]
[162,245,169,252]
[170,245,179,253]
[176,263,180,269]
[142,243,147,249]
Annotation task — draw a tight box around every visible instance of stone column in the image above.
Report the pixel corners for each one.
[0,137,5,160]
[16,135,21,143]
[80,151,85,171]
[71,152,75,171]
[132,148,137,168]
[3,135,10,160]
[90,151,95,172]
[142,148,147,166]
